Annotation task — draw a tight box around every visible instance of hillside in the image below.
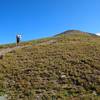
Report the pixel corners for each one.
[0,30,100,100]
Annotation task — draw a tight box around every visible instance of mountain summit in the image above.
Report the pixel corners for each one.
[56,30,95,36]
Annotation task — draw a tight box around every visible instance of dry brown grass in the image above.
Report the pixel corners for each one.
[0,32,100,100]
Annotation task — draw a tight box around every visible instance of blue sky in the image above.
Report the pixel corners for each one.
[0,0,100,44]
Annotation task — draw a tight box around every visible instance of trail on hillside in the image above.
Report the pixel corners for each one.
[0,40,56,56]
[36,40,56,46]
[0,46,25,56]
[0,96,7,100]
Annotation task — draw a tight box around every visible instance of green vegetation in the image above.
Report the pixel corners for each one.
[0,30,100,100]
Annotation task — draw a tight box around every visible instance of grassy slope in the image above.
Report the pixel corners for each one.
[0,36,52,48]
[0,32,100,100]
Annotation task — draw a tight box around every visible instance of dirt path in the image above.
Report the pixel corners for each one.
[36,40,56,46]
[0,40,56,57]
[0,46,29,56]
[0,96,7,100]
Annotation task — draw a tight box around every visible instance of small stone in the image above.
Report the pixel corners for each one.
[61,75,66,78]
[93,91,97,95]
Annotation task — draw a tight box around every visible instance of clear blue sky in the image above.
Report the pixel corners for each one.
[0,0,100,44]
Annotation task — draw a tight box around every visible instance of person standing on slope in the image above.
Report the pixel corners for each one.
[16,34,22,46]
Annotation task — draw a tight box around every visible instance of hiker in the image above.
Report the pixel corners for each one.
[16,34,22,45]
